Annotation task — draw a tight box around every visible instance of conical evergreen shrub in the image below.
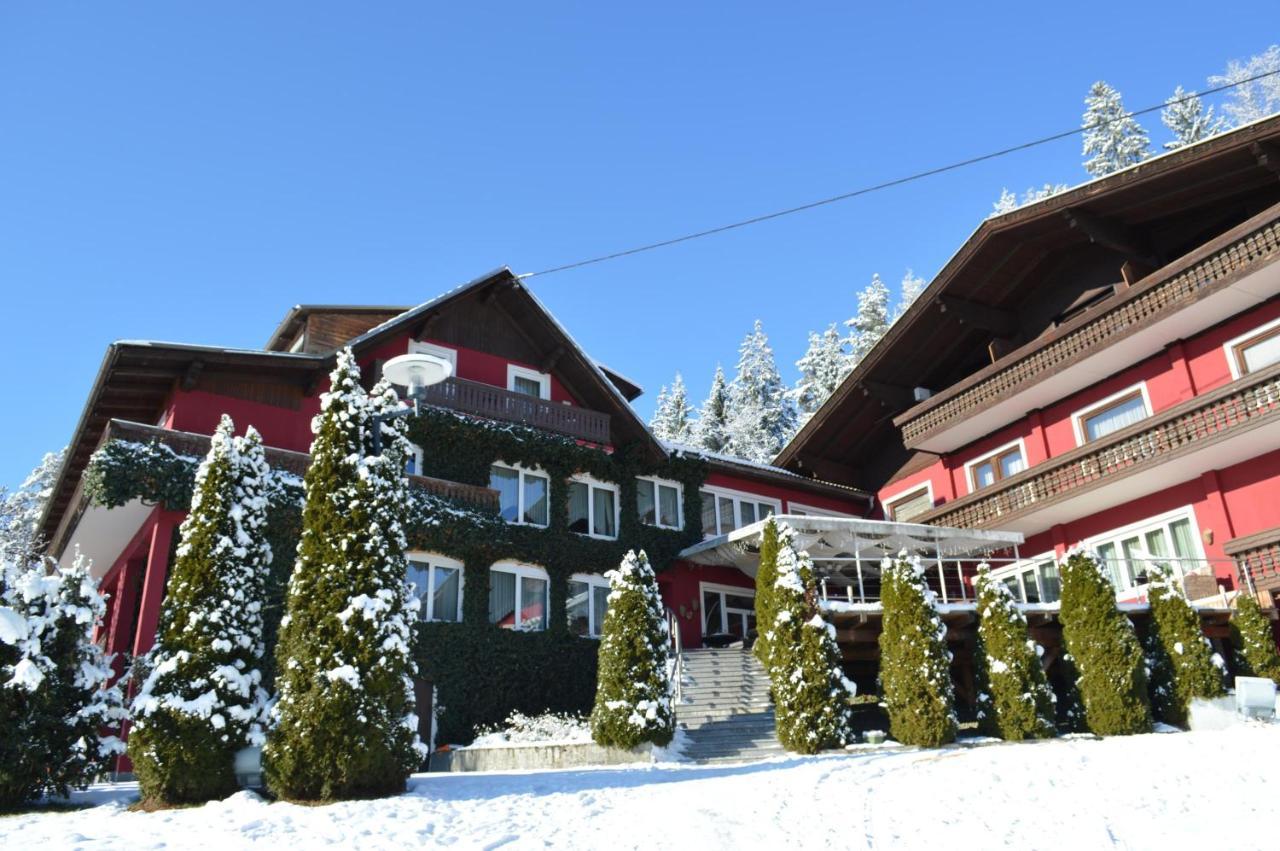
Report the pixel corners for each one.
[129,416,273,804]
[878,554,956,747]
[1,554,124,810]
[1145,565,1225,727]
[265,350,426,801]
[752,520,780,669]
[973,565,1055,741]
[1058,551,1151,736]
[1231,593,1280,683]
[1053,652,1088,733]
[767,521,853,754]
[590,550,675,749]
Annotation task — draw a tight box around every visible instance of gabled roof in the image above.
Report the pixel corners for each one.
[775,114,1280,490]
[265,304,411,351]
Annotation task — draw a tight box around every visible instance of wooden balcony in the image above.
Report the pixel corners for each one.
[897,205,1280,452]
[1225,526,1280,598]
[421,376,612,444]
[917,361,1280,532]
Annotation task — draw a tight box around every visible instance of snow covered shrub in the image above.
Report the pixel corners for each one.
[752,519,781,669]
[590,550,674,749]
[0,449,64,566]
[0,554,123,810]
[1144,566,1225,727]
[1230,594,1280,684]
[1052,652,1088,734]
[878,554,956,747]
[972,565,1055,741]
[1058,552,1151,736]
[265,350,426,801]
[128,416,273,804]
[766,521,853,754]
[471,711,590,747]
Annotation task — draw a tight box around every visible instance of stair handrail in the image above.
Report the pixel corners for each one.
[666,608,684,711]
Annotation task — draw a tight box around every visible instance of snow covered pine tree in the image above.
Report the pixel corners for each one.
[265,349,426,801]
[0,449,65,566]
[1143,565,1225,728]
[725,320,797,463]
[846,274,890,365]
[590,550,674,750]
[792,325,848,427]
[878,554,956,747]
[1161,86,1224,150]
[1081,80,1151,178]
[972,565,1055,741]
[0,554,123,810]
[693,365,732,453]
[1058,551,1151,736]
[1230,593,1280,683]
[649,373,695,443]
[763,520,853,754]
[128,416,273,804]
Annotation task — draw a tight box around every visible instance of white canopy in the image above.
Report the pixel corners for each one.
[678,515,1024,578]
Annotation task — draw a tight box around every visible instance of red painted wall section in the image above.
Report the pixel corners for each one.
[657,560,755,649]
[167,389,321,453]
[1218,448,1280,541]
[701,471,868,516]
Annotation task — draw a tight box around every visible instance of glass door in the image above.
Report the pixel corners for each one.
[702,586,756,639]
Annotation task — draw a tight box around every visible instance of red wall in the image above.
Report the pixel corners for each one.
[704,471,869,516]
[658,561,756,649]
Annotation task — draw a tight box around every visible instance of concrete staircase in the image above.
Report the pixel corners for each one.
[677,647,782,763]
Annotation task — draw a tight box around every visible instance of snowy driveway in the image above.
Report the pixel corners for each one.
[4,726,1278,850]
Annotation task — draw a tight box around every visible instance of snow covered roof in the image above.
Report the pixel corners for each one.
[662,441,870,500]
[679,515,1023,576]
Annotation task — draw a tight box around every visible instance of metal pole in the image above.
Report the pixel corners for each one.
[956,561,966,602]
[856,554,866,603]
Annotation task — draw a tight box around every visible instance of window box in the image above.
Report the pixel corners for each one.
[489,562,550,631]
[568,475,619,539]
[567,573,611,637]
[406,554,464,622]
[490,463,549,527]
[637,477,682,529]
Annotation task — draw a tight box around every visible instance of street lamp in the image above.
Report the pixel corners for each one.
[372,352,453,455]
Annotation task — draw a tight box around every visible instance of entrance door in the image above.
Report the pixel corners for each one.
[702,585,756,640]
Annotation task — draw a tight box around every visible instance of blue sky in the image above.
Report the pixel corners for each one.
[0,2,1271,489]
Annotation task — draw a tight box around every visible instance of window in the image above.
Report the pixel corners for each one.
[409,340,457,373]
[490,464,549,527]
[884,484,933,522]
[1073,385,1150,445]
[965,441,1027,492]
[1089,509,1202,595]
[698,487,780,537]
[637,477,682,529]
[1225,317,1280,378]
[701,583,756,639]
[406,554,463,622]
[489,563,549,631]
[405,441,425,477]
[567,573,611,637]
[987,556,1061,604]
[568,476,618,539]
[507,365,550,399]
[787,503,855,518]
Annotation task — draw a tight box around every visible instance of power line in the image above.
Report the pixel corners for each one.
[521,68,1280,279]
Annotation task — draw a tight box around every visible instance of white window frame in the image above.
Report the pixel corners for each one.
[1070,382,1152,447]
[490,462,550,528]
[699,581,756,635]
[409,339,458,373]
[567,474,620,540]
[636,475,684,530]
[507,364,551,400]
[986,552,1059,604]
[1081,505,1207,596]
[406,553,464,622]
[963,438,1029,494]
[881,480,935,522]
[699,485,782,537]
[405,441,425,477]
[1223,314,1280,379]
[489,561,551,631]
[567,572,611,638]
[785,501,856,518]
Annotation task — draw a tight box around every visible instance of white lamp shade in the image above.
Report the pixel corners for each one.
[383,353,453,395]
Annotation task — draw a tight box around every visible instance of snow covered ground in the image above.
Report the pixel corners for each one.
[6,726,1279,850]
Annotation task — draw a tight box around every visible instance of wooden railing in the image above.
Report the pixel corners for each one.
[917,361,1280,530]
[421,376,612,444]
[1225,527,1280,594]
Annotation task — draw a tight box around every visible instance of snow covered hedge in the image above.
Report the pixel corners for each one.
[973,565,1055,741]
[1144,565,1225,728]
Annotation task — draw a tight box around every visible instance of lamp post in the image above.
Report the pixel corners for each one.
[372,352,453,455]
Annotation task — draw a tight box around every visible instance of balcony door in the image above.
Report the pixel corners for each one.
[701,583,756,640]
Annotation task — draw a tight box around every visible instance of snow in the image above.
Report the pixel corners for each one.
[468,712,591,749]
[9,727,1280,849]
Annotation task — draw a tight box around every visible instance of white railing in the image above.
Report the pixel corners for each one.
[666,608,684,709]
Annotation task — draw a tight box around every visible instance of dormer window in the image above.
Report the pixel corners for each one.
[508,365,551,400]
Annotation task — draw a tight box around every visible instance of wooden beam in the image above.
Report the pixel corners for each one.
[987,337,1015,363]
[1061,207,1160,266]
[180,359,204,391]
[412,312,440,340]
[540,345,566,374]
[938,295,1018,337]
[859,380,914,409]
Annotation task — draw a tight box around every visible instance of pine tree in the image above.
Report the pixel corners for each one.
[1058,552,1151,736]
[972,565,1055,741]
[878,554,956,747]
[1144,566,1226,727]
[1209,44,1280,127]
[0,449,65,566]
[1161,86,1225,150]
[1230,594,1280,683]
[650,373,695,443]
[265,349,425,801]
[725,321,797,463]
[128,416,273,804]
[990,184,1068,217]
[1,554,124,810]
[791,325,849,425]
[752,519,781,669]
[1082,81,1151,178]
[693,365,732,453]
[767,521,854,754]
[590,550,674,749]
[893,269,927,322]
[846,274,890,364]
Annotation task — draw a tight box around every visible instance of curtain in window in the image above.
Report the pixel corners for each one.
[701,492,717,536]
[658,484,679,528]
[524,475,548,525]
[1038,562,1061,602]
[433,566,461,622]
[740,501,756,526]
[718,497,736,532]
[637,480,656,525]
[489,571,517,627]
[592,585,609,636]
[1000,452,1025,478]
[973,462,996,489]
[567,482,589,534]
[1085,395,1147,441]
[490,467,520,522]
[407,563,431,621]
[1168,519,1196,561]
[592,487,616,537]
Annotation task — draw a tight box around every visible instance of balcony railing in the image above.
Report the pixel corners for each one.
[421,377,611,444]
[1225,526,1280,595]
[917,360,1280,530]
[898,207,1280,449]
